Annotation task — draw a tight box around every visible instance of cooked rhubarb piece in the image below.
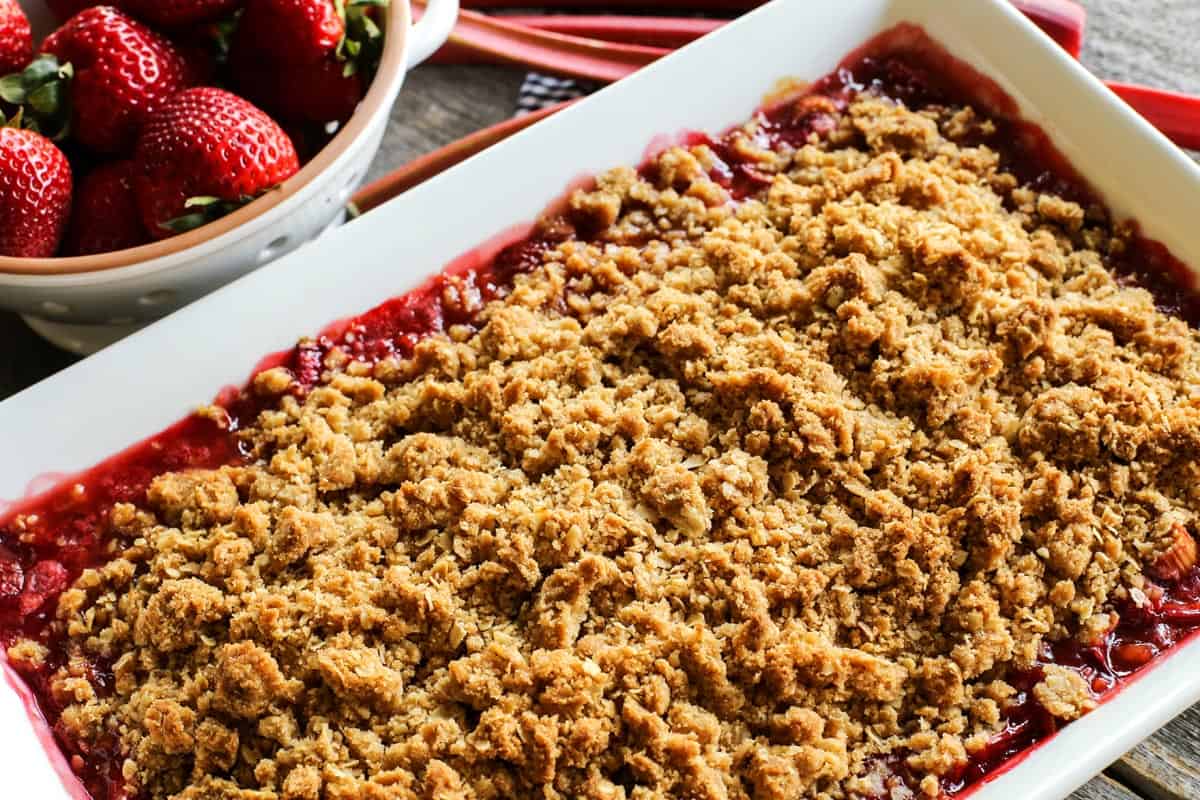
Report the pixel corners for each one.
[1150,523,1198,582]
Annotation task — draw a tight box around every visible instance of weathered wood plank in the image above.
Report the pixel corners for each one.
[1109,704,1200,800]
[367,64,525,184]
[1071,774,1148,800]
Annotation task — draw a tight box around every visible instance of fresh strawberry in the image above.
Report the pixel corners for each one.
[134,87,299,238]
[45,0,93,22]
[175,39,218,85]
[119,0,244,28]
[0,124,72,257]
[236,0,343,65]
[35,6,194,153]
[231,46,363,124]
[49,0,243,26]
[230,0,383,124]
[64,160,147,255]
[171,15,242,84]
[0,0,32,75]
[281,122,318,163]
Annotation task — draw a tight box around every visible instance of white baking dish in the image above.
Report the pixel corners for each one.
[3,0,1200,797]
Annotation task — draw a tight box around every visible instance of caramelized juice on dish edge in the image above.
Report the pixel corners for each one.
[2,23,1198,800]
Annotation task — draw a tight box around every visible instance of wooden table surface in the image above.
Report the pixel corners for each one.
[1,2,1198,799]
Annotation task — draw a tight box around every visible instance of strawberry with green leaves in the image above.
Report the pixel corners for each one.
[134,87,299,238]
[239,0,344,63]
[0,120,72,257]
[64,160,147,255]
[232,47,363,125]
[0,0,32,75]
[230,0,386,124]
[5,7,194,153]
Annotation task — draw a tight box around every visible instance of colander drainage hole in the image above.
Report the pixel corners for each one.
[138,290,176,307]
[259,236,292,263]
[39,301,71,315]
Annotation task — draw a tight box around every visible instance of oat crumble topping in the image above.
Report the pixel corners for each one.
[11,95,1200,800]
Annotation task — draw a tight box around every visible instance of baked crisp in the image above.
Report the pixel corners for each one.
[10,94,1200,800]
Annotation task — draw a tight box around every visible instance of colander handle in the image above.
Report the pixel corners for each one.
[408,0,461,68]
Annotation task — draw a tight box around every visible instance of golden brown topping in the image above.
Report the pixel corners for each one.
[1032,665,1097,721]
[212,641,294,720]
[43,94,1200,800]
[135,578,226,652]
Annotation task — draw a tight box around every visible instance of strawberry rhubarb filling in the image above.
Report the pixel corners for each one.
[4,26,1200,800]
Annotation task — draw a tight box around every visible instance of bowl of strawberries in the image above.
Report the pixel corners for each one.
[0,0,456,353]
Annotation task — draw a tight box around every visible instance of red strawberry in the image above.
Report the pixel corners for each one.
[49,0,243,26]
[0,0,32,75]
[230,0,382,124]
[40,6,194,153]
[236,0,343,65]
[45,1,94,22]
[0,125,72,257]
[64,160,148,255]
[178,45,217,85]
[116,0,243,27]
[134,87,299,239]
[232,47,363,124]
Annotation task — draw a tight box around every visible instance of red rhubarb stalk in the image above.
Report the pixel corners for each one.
[498,4,1084,57]
[1011,0,1086,57]
[503,15,722,50]
[458,0,1086,59]
[420,5,661,82]
[1106,82,1200,151]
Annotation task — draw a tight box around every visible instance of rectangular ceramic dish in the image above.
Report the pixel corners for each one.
[3,0,1200,797]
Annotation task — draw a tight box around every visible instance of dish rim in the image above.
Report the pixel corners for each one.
[2,0,1200,797]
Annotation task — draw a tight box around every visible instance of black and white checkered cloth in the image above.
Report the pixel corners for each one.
[516,73,598,115]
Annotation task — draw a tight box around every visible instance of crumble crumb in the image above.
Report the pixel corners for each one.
[1033,665,1097,721]
[37,94,1200,800]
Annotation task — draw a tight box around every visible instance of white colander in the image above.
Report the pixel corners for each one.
[0,0,458,354]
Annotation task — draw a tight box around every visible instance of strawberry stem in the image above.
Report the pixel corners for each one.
[206,10,245,68]
[338,0,389,78]
[0,55,73,140]
[160,195,254,234]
